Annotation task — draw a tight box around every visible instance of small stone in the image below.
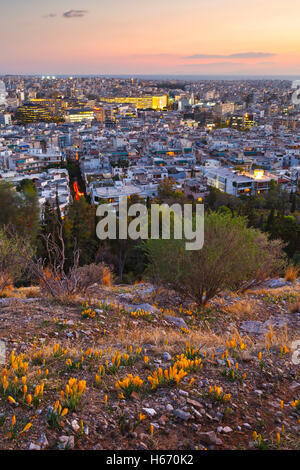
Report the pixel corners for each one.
[142,407,157,417]
[267,278,288,289]
[165,316,188,329]
[166,404,174,412]
[142,344,155,350]
[150,422,160,429]
[125,303,159,315]
[243,423,251,429]
[240,321,268,335]
[198,379,209,387]
[173,409,191,421]
[222,426,233,433]
[198,431,222,445]
[96,418,108,433]
[71,419,80,432]
[37,433,48,449]
[187,398,203,409]
[157,415,164,425]
[58,435,75,450]
[191,407,202,419]
[139,442,148,450]
[290,381,300,392]
[162,352,172,361]
[28,443,41,450]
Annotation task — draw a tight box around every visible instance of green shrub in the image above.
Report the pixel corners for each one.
[144,212,285,306]
[0,230,32,293]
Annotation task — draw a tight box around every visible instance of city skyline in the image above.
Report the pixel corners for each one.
[1,0,300,75]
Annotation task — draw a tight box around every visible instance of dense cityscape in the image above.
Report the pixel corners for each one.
[0,78,299,199]
[1,0,300,456]
[0,76,299,265]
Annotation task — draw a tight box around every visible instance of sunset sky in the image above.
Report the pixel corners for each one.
[1,0,300,75]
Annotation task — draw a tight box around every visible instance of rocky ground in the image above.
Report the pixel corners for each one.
[0,279,299,450]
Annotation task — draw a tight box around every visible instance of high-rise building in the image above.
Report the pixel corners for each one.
[214,102,235,116]
[0,81,7,106]
[0,113,11,126]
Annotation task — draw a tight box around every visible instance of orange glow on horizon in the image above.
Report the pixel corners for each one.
[1,0,300,74]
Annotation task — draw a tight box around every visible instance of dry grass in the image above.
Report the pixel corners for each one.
[114,320,244,356]
[103,271,112,287]
[285,265,299,283]
[0,276,14,297]
[263,324,291,349]
[246,284,300,296]
[224,299,258,321]
[290,301,300,314]
[19,286,41,298]
[2,282,300,451]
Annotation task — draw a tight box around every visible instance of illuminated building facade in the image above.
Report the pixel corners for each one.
[203,167,270,196]
[29,98,67,117]
[65,108,95,123]
[94,107,105,122]
[243,113,256,130]
[15,102,60,123]
[100,95,168,109]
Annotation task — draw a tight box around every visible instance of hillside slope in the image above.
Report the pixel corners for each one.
[0,280,299,450]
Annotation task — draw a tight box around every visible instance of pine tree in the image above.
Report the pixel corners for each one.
[265,208,275,232]
[290,192,296,213]
[63,198,97,267]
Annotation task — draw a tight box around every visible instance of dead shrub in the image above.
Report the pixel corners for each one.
[0,273,13,295]
[30,226,112,299]
[22,287,41,298]
[75,263,113,290]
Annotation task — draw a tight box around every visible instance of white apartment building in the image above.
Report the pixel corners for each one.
[203,167,271,196]
[89,181,158,205]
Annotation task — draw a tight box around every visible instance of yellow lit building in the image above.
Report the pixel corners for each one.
[100,95,168,109]
[65,108,95,123]
[29,98,68,116]
[94,107,105,122]
[152,95,168,109]
[16,102,61,123]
